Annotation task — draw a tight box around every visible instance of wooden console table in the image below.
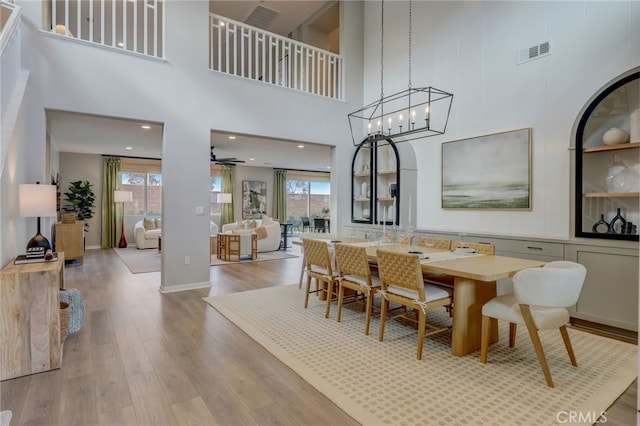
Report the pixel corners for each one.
[217,233,257,262]
[0,253,65,380]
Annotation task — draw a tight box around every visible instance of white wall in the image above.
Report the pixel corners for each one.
[361,1,640,239]
[58,153,102,248]
[4,0,365,290]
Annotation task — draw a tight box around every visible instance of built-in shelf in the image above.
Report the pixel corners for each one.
[583,192,640,198]
[351,139,399,224]
[583,142,640,153]
[575,69,639,241]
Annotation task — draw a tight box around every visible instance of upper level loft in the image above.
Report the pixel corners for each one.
[41,0,343,100]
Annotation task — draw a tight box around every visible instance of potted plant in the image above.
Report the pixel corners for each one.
[321,207,330,218]
[64,180,96,230]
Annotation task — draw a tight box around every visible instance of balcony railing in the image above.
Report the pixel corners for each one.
[49,0,165,58]
[210,14,343,101]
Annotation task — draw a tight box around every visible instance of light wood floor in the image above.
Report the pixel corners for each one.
[0,247,636,425]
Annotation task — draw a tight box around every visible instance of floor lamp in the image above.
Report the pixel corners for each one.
[19,182,58,251]
[114,190,132,248]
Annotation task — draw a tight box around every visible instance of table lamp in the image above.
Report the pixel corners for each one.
[19,182,57,251]
[114,190,132,248]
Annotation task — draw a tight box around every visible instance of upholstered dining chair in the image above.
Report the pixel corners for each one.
[302,238,339,318]
[376,249,452,360]
[334,243,381,335]
[480,261,587,388]
[417,237,451,250]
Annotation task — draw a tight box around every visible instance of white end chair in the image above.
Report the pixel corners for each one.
[480,261,587,387]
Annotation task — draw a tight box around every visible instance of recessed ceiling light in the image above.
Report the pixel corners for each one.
[228,136,236,139]
[326,166,331,169]
[297,145,304,148]
[141,125,151,129]
[125,146,133,150]
[249,158,255,161]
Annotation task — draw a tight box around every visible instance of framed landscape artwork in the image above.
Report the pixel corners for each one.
[242,180,267,219]
[441,128,532,210]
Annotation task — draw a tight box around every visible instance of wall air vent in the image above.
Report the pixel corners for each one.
[244,5,281,30]
[517,40,552,65]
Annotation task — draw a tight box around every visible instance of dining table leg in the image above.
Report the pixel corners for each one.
[451,277,499,356]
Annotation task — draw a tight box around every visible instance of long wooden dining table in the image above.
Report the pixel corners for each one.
[295,237,545,357]
[361,243,545,356]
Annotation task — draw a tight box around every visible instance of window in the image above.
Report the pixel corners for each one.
[286,171,330,219]
[210,174,223,215]
[120,172,162,215]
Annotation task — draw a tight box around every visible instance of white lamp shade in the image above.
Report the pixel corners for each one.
[114,190,133,203]
[19,184,57,217]
[216,193,232,204]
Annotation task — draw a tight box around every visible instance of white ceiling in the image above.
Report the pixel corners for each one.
[48,110,332,172]
[49,1,336,172]
[210,0,332,37]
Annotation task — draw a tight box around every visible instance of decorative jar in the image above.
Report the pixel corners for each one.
[602,127,629,146]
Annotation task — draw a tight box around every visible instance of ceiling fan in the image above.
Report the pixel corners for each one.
[210,146,245,165]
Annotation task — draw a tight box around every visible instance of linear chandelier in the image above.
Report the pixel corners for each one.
[348,1,453,146]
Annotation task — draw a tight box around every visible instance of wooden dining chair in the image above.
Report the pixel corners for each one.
[417,237,451,250]
[452,241,496,255]
[384,233,413,245]
[376,249,452,360]
[302,238,339,318]
[334,243,380,335]
[480,261,587,387]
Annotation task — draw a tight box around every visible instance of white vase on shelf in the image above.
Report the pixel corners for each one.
[603,127,629,146]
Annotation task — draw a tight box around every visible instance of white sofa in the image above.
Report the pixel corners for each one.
[221,218,281,252]
[134,218,161,249]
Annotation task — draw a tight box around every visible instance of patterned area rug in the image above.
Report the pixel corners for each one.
[204,284,637,426]
[114,248,161,273]
[114,248,298,273]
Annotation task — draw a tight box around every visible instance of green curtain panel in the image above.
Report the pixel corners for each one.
[221,165,235,225]
[273,169,287,221]
[101,157,122,248]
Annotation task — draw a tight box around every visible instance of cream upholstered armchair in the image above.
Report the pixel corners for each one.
[221,217,281,252]
[134,218,161,249]
[480,261,587,387]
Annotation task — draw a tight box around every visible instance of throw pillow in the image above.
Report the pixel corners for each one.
[262,215,273,225]
[255,226,268,240]
[143,217,155,230]
[155,218,162,229]
[248,219,258,229]
[234,222,245,231]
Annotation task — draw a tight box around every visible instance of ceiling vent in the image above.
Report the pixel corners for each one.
[244,5,281,30]
[517,40,552,65]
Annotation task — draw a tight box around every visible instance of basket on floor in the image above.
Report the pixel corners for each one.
[60,301,70,344]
